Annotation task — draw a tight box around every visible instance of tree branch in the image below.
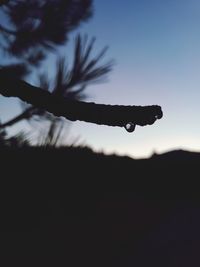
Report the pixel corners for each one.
[0,73,163,131]
[0,106,35,129]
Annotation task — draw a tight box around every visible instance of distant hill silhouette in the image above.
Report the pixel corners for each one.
[1,145,200,266]
[151,148,200,160]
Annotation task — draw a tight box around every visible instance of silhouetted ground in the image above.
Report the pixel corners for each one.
[0,145,200,266]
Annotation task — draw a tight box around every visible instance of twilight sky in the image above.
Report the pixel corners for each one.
[1,0,200,158]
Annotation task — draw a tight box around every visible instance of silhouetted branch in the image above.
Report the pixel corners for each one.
[0,34,114,129]
[53,35,113,99]
[0,106,35,129]
[0,73,163,130]
[4,0,93,56]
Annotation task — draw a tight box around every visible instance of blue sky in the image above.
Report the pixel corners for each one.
[1,0,200,158]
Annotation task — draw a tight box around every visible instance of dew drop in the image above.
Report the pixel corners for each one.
[125,122,136,132]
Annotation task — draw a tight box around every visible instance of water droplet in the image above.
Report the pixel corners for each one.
[125,122,136,132]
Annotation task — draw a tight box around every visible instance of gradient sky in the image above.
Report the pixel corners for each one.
[1,0,200,158]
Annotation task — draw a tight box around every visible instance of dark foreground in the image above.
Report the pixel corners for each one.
[1,146,200,266]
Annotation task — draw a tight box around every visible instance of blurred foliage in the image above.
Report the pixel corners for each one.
[0,120,30,147]
[0,0,113,146]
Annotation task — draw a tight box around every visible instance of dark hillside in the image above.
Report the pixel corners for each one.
[0,146,200,266]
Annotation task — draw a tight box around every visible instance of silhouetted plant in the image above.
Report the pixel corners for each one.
[0,0,163,135]
[36,118,65,147]
[7,131,30,147]
[0,0,114,142]
[0,34,113,130]
[0,120,29,147]
[0,0,92,67]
